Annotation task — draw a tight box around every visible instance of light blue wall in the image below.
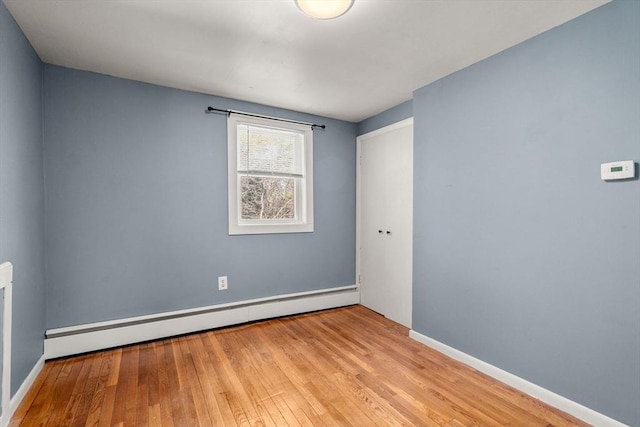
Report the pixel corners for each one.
[44,65,357,328]
[0,2,46,395]
[357,100,412,136]
[412,1,639,425]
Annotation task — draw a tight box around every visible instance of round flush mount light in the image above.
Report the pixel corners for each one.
[295,0,354,19]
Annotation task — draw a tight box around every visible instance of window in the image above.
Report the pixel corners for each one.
[228,114,313,235]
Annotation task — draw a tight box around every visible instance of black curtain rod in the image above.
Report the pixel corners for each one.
[206,106,326,130]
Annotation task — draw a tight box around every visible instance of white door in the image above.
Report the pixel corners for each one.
[357,119,413,328]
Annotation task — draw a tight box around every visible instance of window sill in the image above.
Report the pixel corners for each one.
[228,222,314,236]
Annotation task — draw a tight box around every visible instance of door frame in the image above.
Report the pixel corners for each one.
[0,262,13,426]
[356,117,414,314]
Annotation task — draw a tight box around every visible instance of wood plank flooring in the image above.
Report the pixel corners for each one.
[11,305,589,426]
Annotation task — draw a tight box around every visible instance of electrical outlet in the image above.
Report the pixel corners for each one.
[218,276,228,290]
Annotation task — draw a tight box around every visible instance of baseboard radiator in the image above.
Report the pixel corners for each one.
[45,285,359,359]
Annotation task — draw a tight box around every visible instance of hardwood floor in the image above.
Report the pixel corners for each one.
[11,305,589,426]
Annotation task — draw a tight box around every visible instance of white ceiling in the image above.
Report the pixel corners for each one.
[4,0,610,123]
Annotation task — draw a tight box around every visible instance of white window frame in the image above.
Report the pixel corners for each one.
[227,114,314,235]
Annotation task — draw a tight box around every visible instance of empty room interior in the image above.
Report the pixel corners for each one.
[0,0,638,426]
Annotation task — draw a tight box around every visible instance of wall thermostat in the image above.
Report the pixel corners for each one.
[601,160,635,181]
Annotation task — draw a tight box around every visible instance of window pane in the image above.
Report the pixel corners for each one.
[228,114,313,235]
[240,175,296,220]
[238,124,303,176]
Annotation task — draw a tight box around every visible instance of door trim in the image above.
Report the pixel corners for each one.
[0,262,13,426]
[355,117,414,311]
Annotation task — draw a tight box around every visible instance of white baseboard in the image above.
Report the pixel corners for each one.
[45,286,360,359]
[1,355,45,427]
[409,330,627,427]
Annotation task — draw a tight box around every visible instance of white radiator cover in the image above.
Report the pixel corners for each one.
[45,285,360,359]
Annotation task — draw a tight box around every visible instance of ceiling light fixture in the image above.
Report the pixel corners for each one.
[295,0,354,20]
